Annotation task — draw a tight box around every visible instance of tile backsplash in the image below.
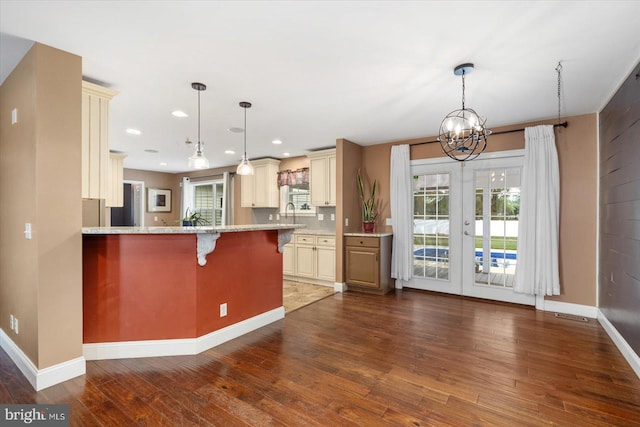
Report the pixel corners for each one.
[252,206,336,232]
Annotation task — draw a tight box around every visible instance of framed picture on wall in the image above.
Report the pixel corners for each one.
[147,188,172,212]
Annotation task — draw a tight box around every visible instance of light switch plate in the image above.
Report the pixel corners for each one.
[318,214,324,221]
[386,218,392,226]
[11,108,18,124]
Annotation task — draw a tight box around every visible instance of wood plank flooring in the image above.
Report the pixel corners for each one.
[2,289,640,426]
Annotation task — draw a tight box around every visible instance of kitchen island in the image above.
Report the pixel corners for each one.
[82,224,303,360]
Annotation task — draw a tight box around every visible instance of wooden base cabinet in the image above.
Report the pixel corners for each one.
[345,234,393,294]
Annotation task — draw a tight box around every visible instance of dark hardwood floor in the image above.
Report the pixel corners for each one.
[2,289,640,426]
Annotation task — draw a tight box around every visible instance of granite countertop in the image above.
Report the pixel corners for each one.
[343,232,393,237]
[82,224,306,235]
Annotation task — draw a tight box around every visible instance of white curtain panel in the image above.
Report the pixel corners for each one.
[390,144,413,285]
[515,125,560,295]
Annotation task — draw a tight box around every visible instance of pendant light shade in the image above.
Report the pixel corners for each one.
[188,82,210,169]
[236,101,254,175]
[437,64,491,162]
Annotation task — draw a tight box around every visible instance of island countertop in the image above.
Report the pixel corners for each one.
[82,224,306,234]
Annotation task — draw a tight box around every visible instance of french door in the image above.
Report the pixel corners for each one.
[406,152,535,306]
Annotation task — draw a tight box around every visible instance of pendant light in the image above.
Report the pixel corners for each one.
[438,64,491,161]
[236,101,254,175]
[187,82,210,169]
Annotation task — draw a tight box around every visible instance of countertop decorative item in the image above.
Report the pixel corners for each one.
[182,208,210,226]
[357,169,378,233]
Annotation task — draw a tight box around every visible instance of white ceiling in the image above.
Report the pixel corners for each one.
[1,1,639,173]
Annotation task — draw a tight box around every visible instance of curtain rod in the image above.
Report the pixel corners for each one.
[410,121,568,147]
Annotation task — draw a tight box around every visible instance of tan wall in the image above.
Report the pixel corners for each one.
[279,155,308,172]
[0,43,83,368]
[336,139,363,282]
[124,168,181,226]
[342,114,597,306]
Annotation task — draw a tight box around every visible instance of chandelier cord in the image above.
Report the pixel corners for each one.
[461,69,466,110]
[556,61,563,127]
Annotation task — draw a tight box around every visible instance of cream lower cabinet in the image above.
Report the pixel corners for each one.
[285,234,336,286]
[283,243,295,275]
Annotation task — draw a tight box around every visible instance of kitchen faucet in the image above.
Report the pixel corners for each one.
[285,202,296,225]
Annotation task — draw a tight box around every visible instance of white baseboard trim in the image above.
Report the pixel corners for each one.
[597,310,640,379]
[84,306,285,361]
[539,299,598,319]
[334,282,347,292]
[0,328,86,391]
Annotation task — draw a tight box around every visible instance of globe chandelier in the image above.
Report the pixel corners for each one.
[438,63,491,161]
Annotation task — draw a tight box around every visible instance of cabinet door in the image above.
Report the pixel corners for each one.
[283,244,294,275]
[309,156,328,207]
[295,245,315,278]
[346,247,379,288]
[327,153,337,206]
[240,174,254,207]
[253,163,268,207]
[316,247,335,281]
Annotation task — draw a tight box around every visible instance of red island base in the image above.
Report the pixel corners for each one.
[82,230,284,359]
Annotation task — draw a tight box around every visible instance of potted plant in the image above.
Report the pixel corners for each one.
[182,208,210,226]
[357,169,378,233]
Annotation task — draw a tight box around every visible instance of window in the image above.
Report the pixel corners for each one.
[183,178,226,226]
[280,184,316,215]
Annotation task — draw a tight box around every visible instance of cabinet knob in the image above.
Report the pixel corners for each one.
[360,241,363,244]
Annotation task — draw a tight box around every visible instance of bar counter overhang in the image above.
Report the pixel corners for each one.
[82,225,302,360]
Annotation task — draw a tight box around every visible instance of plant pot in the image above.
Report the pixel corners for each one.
[363,221,375,234]
[182,220,194,226]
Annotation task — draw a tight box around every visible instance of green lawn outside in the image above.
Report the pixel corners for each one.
[414,235,517,251]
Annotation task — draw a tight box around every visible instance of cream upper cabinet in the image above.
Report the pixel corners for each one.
[240,158,281,208]
[307,148,336,207]
[82,81,118,201]
[107,152,127,207]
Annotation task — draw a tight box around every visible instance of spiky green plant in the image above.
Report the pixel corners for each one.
[357,169,378,222]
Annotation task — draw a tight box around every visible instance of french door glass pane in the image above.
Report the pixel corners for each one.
[474,168,520,288]
[413,173,450,280]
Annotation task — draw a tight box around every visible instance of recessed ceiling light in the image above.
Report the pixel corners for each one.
[144,149,159,153]
[171,110,188,118]
[272,139,283,145]
[227,127,244,133]
[159,162,168,166]
[283,152,291,157]
[224,150,236,155]
[126,128,142,135]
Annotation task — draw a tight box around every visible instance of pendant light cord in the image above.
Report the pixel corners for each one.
[197,89,201,154]
[243,105,247,157]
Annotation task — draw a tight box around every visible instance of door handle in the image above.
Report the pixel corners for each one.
[464,220,471,225]
[464,231,470,236]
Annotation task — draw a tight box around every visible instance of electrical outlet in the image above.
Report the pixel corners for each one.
[318,214,324,221]
[24,223,32,240]
[9,314,14,331]
[276,214,280,221]
[386,218,392,226]
[154,216,158,222]
[345,218,349,227]
[220,303,227,317]
[269,214,273,221]
[14,318,19,334]
[331,213,335,221]
[11,108,18,124]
